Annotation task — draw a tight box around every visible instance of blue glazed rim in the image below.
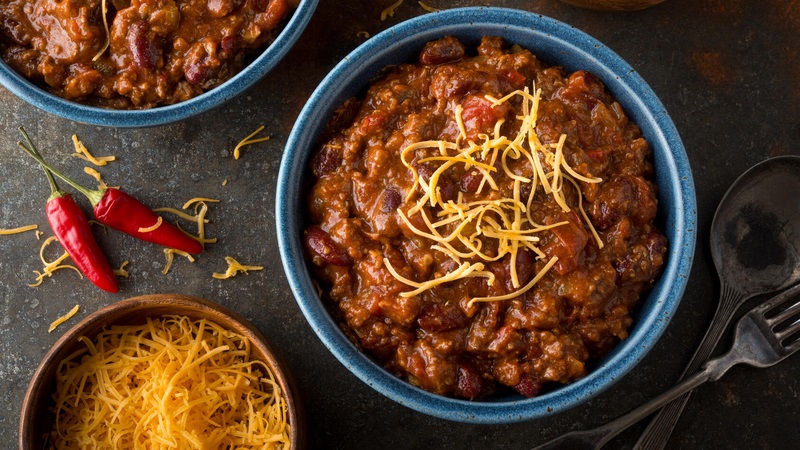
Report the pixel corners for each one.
[0,0,318,128]
[277,7,696,424]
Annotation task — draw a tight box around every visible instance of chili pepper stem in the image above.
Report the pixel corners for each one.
[19,128,65,202]
[17,127,105,206]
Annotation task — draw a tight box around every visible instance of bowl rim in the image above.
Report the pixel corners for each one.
[276,6,696,424]
[0,0,319,128]
[19,294,305,449]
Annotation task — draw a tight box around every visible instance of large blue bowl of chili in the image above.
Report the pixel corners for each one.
[277,7,696,423]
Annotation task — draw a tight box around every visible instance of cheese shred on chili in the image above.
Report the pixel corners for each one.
[137,216,163,233]
[51,316,291,449]
[388,84,604,303]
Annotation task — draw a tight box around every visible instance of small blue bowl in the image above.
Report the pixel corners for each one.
[0,0,318,128]
[277,7,696,424]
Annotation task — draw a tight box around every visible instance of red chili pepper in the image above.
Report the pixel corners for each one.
[93,188,203,254]
[19,132,119,292]
[18,129,203,255]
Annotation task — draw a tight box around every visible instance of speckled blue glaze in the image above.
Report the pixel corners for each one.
[277,7,696,424]
[0,0,318,128]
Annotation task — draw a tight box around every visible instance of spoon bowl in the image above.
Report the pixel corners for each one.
[711,155,800,296]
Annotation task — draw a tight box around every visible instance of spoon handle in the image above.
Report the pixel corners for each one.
[633,284,747,450]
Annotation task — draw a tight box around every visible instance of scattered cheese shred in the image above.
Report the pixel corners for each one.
[213,256,263,279]
[137,216,163,233]
[162,248,195,275]
[182,197,220,210]
[357,31,370,38]
[83,166,108,189]
[51,316,291,449]
[387,83,604,303]
[222,179,228,186]
[48,304,79,333]
[71,135,116,166]
[29,236,82,287]
[233,125,270,159]
[92,0,109,61]
[0,224,38,235]
[35,230,44,239]
[418,1,439,12]
[381,0,404,20]
[153,207,209,224]
[113,260,130,277]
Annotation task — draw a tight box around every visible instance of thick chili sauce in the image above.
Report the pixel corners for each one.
[304,36,667,399]
[0,0,295,108]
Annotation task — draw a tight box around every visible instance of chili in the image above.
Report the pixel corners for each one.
[19,132,118,293]
[18,130,203,255]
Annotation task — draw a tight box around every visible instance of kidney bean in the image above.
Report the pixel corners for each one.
[128,21,157,70]
[460,167,483,193]
[382,187,402,212]
[437,180,456,203]
[419,35,465,65]
[304,226,352,266]
[312,145,342,177]
[185,59,210,85]
[417,303,467,332]
[220,35,241,58]
[504,249,534,291]
[514,374,542,398]
[454,360,484,399]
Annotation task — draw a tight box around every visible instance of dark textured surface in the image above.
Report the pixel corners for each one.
[1,0,798,449]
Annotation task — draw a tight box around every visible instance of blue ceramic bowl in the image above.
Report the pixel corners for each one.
[0,0,318,128]
[277,7,696,424]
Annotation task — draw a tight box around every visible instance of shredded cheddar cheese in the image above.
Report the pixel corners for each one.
[153,207,209,223]
[222,179,228,186]
[0,224,38,235]
[381,0,404,20]
[213,256,263,279]
[48,304,79,333]
[233,125,270,159]
[29,236,82,287]
[357,31,370,38]
[83,166,108,189]
[387,84,604,303]
[35,230,44,239]
[182,197,220,210]
[137,216,163,233]
[71,135,116,166]
[162,248,195,275]
[418,1,439,12]
[51,316,291,449]
[92,0,109,61]
[113,260,130,277]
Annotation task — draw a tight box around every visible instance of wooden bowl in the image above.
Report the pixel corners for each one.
[558,0,667,11]
[19,294,305,449]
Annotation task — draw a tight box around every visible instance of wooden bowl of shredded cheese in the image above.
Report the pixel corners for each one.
[20,294,304,449]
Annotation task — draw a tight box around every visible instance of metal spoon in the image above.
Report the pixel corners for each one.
[635,155,800,449]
